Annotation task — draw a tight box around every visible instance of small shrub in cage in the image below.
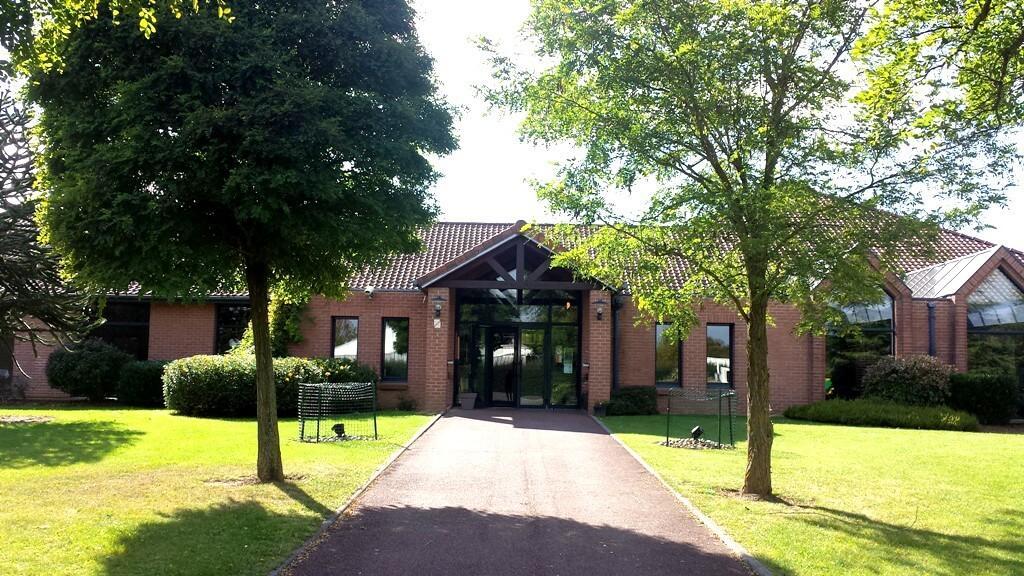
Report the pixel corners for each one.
[298,382,378,442]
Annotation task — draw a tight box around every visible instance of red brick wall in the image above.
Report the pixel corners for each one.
[11,333,66,401]
[148,303,217,360]
[616,298,825,414]
[584,290,613,411]
[289,291,452,412]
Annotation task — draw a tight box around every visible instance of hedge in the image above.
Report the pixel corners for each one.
[862,355,952,406]
[46,339,133,401]
[949,371,1019,425]
[606,386,658,416]
[783,399,978,431]
[117,361,168,407]
[163,355,378,417]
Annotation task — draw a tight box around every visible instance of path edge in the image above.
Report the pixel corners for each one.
[270,411,445,576]
[590,415,773,576]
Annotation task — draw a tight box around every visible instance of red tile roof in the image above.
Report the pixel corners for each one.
[116,221,1024,297]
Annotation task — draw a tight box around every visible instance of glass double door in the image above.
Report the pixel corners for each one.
[484,325,578,408]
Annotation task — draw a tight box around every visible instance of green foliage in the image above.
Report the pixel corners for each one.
[163,355,378,417]
[46,339,133,401]
[862,355,953,406]
[116,360,168,407]
[784,399,978,432]
[858,1,1024,127]
[606,386,658,416]
[828,355,879,400]
[29,0,455,303]
[231,296,308,357]
[949,371,1019,425]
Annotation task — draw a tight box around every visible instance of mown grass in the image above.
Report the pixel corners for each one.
[602,414,1024,576]
[0,405,432,576]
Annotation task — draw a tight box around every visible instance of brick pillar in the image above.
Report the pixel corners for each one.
[423,287,454,413]
[585,290,613,412]
[952,299,969,372]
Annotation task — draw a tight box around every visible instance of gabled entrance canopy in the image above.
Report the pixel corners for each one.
[414,225,607,291]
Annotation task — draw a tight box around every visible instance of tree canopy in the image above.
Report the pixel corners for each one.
[29,0,455,480]
[0,87,93,391]
[486,0,1018,496]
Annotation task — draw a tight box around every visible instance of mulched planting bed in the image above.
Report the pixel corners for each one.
[658,438,735,450]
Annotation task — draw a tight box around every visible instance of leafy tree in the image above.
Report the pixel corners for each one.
[486,0,1017,496]
[29,0,455,481]
[0,86,93,388]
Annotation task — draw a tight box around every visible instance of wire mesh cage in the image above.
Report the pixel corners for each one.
[298,382,378,442]
[663,388,739,449]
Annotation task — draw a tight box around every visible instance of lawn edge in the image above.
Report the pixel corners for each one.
[591,415,773,576]
[270,411,443,576]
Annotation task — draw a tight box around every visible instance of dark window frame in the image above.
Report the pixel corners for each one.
[330,316,359,361]
[654,323,682,388]
[706,323,734,390]
[381,317,410,382]
[93,300,151,360]
[214,302,252,354]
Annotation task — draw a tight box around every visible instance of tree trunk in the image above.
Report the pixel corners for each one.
[246,259,284,482]
[743,282,773,496]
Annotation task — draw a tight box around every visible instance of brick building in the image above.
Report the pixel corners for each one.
[9,222,1024,416]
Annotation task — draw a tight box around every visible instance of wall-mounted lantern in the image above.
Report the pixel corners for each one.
[432,295,447,319]
[595,299,607,321]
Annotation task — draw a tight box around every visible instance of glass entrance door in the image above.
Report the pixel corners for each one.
[519,328,546,406]
[486,328,518,406]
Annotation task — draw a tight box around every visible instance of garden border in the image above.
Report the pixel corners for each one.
[271,411,443,576]
[590,414,773,576]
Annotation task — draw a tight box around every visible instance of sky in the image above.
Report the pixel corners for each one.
[413,0,1024,249]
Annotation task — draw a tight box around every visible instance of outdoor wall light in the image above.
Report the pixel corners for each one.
[595,299,607,321]
[432,295,447,319]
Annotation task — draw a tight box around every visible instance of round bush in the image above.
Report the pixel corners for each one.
[46,339,133,401]
[862,355,952,406]
[163,355,379,417]
[606,386,658,416]
[117,360,168,407]
[949,371,1018,425]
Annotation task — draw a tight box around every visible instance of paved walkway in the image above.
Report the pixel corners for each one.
[285,409,750,576]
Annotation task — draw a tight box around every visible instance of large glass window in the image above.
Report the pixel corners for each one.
[215,304,251,354]
[382,318,409,381]
[967,270,1024,417]
[826,293,895,387]
[92,302,150,360]
[707,324,732,388]
[655,323,680,387]
[332,317,358,361]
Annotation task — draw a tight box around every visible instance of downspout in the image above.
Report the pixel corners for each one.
[611,293,623,392]
[927,302,937,357]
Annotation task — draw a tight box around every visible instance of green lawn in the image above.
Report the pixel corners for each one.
[0,405,433,576]
[602,414,1024,576]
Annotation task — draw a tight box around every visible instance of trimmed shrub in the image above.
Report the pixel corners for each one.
[829,356,869,400]
[117,360,168,407]
[606,386,658,416]
[163,355,378,417]
[783,399,978,431]
[949,371,1018,425]
[862,355,952,406]
[46,339,133,401]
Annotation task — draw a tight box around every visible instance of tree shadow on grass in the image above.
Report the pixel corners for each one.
[102,500,316,576]
[284,505,750,576]
[0,420,143,468]
[784,503,1024,575]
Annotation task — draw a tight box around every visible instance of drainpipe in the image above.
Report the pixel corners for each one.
[611,293,623,392]
[927,302,937,357]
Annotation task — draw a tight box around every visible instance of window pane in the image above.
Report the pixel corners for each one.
[333,317,358,361]
[707,325,732,387]
[968,333,1024,418]
[92,302,150,359]
[216,304,251,354]
[382,318,409,380]
[655,324,680,386]
[967,270,1024,329]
